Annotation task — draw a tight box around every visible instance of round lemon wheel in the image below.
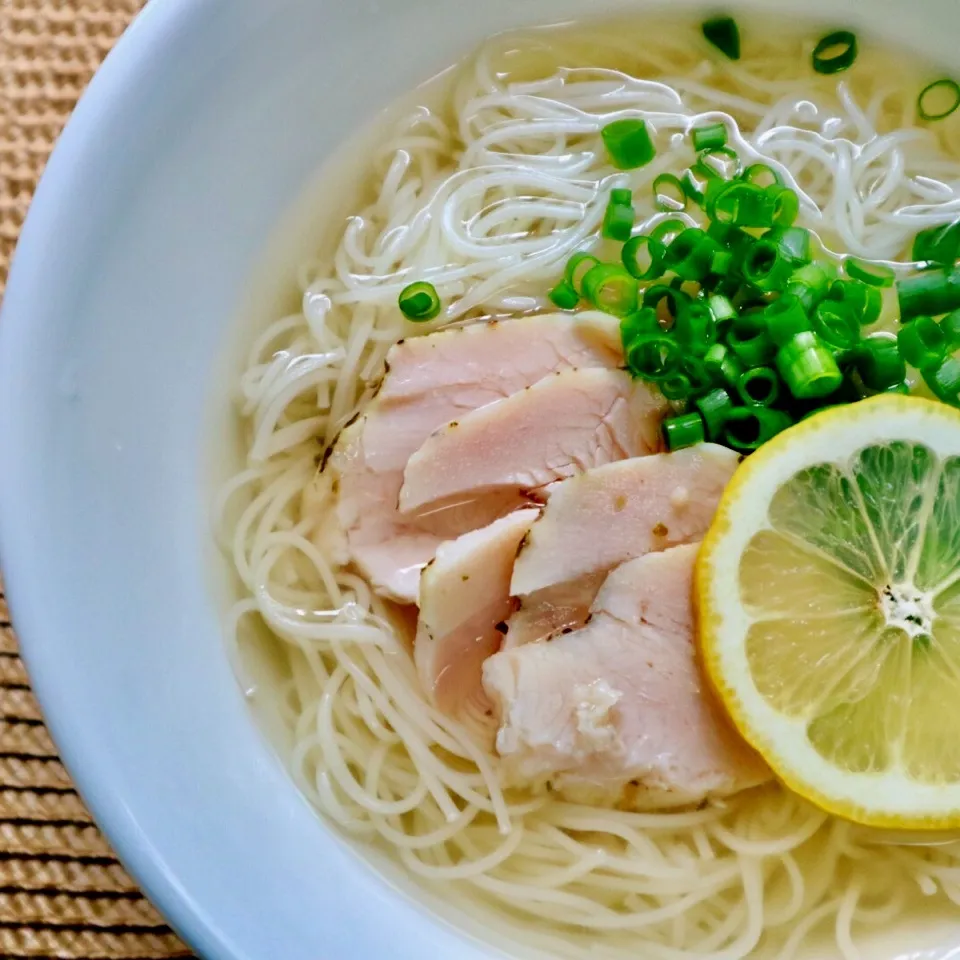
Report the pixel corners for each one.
[698,395,960,829]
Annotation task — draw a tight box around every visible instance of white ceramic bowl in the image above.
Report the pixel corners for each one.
[4,1,960,957]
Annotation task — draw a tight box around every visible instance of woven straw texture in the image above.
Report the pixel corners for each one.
[1,1,196,956]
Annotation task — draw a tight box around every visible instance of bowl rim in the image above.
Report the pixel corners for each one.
[0,1,235,955]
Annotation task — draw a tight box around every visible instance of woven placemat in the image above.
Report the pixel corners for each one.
[1,2,197,957]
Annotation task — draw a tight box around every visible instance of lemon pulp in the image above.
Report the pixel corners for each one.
[742,442,960,783]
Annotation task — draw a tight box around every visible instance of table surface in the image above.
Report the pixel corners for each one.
[1,1,198,956]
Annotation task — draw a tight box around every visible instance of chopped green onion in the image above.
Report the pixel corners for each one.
[643,284,690,323]
[941,309,960,345]
[813,300,860,349]
[741,163,784,188]
[601,119,656,170]
[653,174,687,212]
[768,185,800,228]
[786,263,832,313]
[603,201,636,241]
[897,264,960,320]
[704,218,737,246]
[694,146,742,181]
[660,374,694,401]
[708,294,737,326]
[923,355,960,404]
[564,252,602,294]
[621,235,666,281]
[696,387,734,438]
[701,15,741,61]
[706,219,735,245]
[766,226,812,265]
[898,315,948,369]
[912,221,960,266]
[918,79,960,121]
[743,239,793,291]
[681,169,707,206]
[710,250,735,278]
[620,306,659,346]
[663,228,723,282]
[819,376,861,406]
[733,303,766,336]
[736,367,780,406]
[674,301,718,353]
[829,279,883,326]
[845,257,895,288]
[728,325,776,367]
[707,180,775,228]
[775,331,844,399]
[398,281,442,322]
[548,281,580,310]
[723,406,792,452]
[765,294,811,347]
[610,188,633,205]
[692,122,728,152]
[812,30,858,75]
[703,342,744,385]
[626,335,683,380]
[663,411,706,450]
[582,263,639,317]
[852,336,906,391]
[682,355,713,394]
[650,217,688,247]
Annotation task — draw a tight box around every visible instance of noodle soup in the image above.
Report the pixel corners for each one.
[216,13,960,959]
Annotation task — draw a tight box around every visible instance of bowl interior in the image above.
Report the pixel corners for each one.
[4,0,960,958]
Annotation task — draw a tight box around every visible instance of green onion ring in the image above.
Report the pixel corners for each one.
[649,217,689,247]
[812,30,858,75]
[736,367,781,406]
[694,145,742,181]
[621,236,666,281]
[548,281,579,310]
[627,334,683,380]
[722,406,792,452]
[564,252,602,294]
[741,163,784,188]
[653,174,687,212]
[918,78,960,122]
[845,257,895,288]
[701,15,741,61]
[398,281,442,322]
[660,374,694,401]
[581,263,639,317]
[663,411,707,450]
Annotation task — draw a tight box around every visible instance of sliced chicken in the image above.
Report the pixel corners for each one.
[329,433,446,602]
[332,440,523,602]
[483,544,770,806]
[416,509,540,742]
[505,446,740,647]
[506,574,607,649]
[378,311,621,405]
[399,369,667,515]
[328,314,620,602]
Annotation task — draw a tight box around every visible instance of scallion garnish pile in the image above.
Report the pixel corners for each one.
[538,117,960,454]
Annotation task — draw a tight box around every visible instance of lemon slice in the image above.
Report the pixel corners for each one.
[698,395,960,828]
